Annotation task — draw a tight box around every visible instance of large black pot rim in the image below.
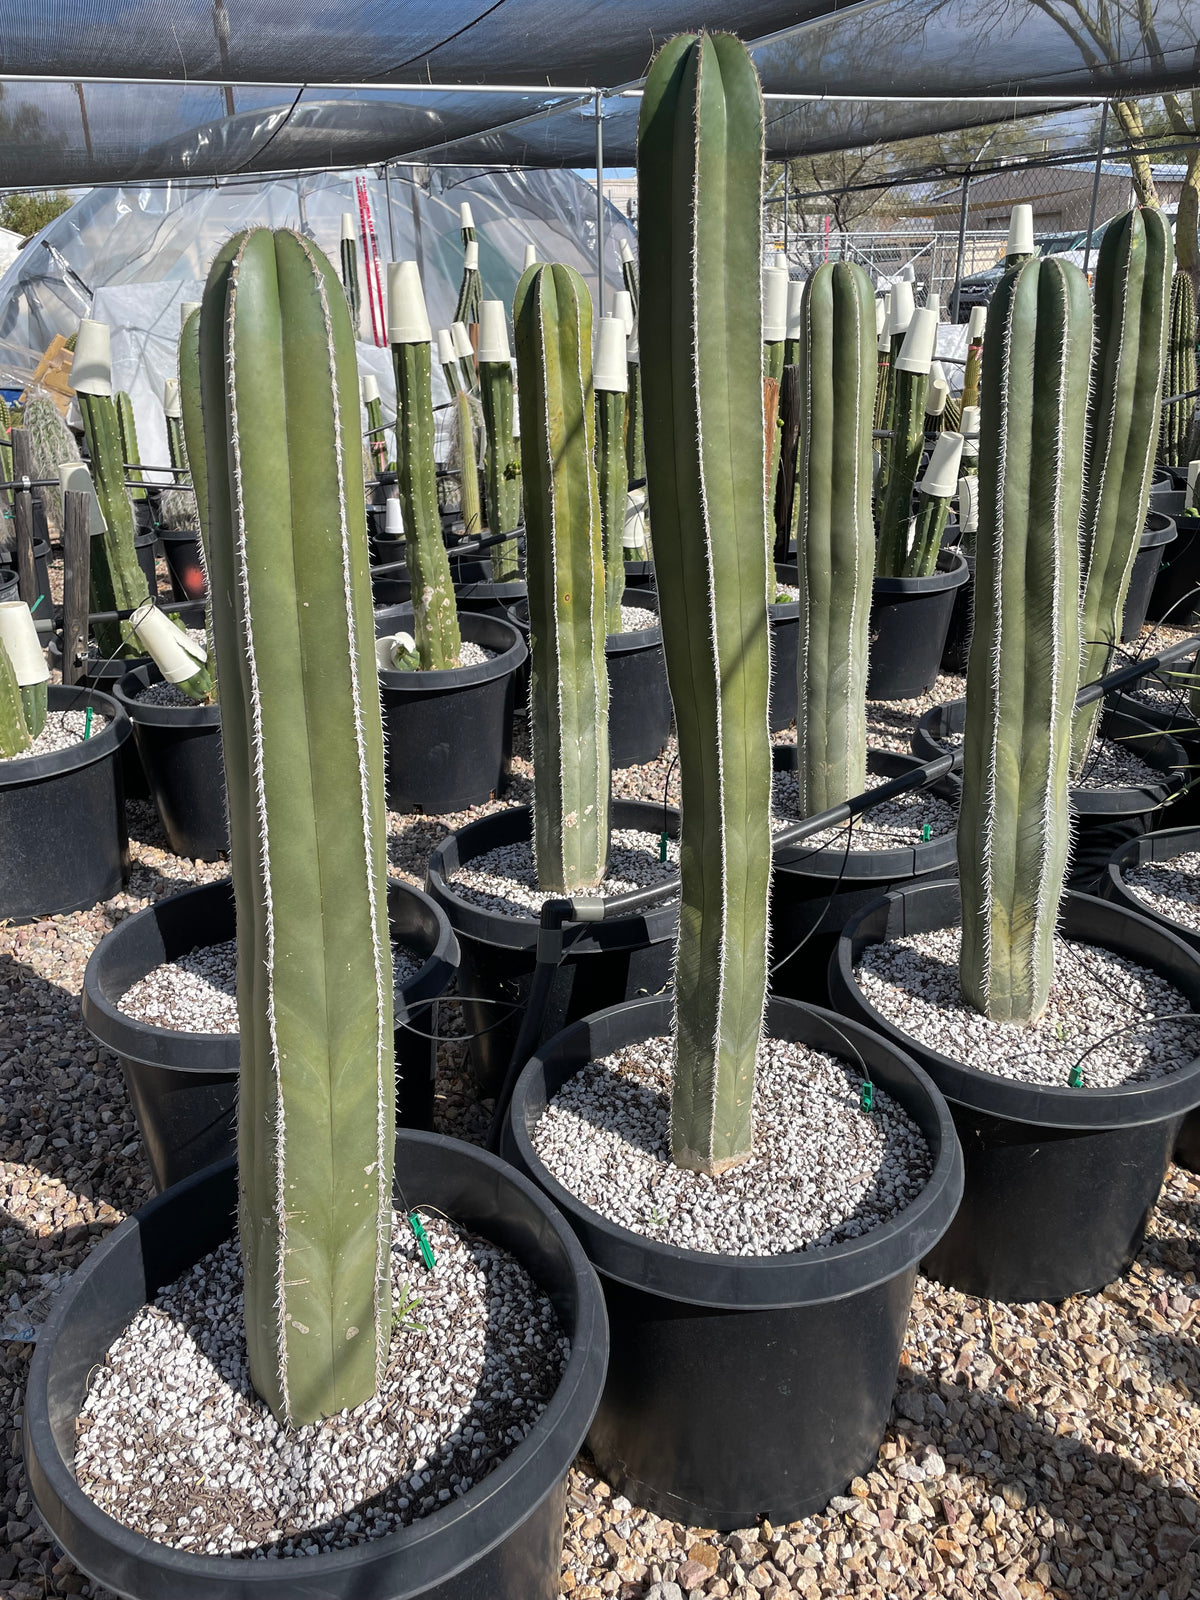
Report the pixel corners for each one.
[0,685,131,791]
[770,561,799,617]
[911,698,1188,816]
[505,589,663,648]
[112,665,221,732]
[425,801,680,956]
[82,877,459,1075]
[871,548,970,598]
[375,606,526,691]
[23,1132,608,1600]
[1141,511,1178,551]
[504,992,963,1310]
[1105,824,1200,941]
[771,746,958,881]
[831,878,1200,1131]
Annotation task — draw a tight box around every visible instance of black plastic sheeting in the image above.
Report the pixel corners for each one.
[0,0,1195,185]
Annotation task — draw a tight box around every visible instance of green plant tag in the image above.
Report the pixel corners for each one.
[1068,1064,1084,1089]
[408,1211,436,1271]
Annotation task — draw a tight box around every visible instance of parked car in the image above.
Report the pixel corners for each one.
[949,231,1084,320]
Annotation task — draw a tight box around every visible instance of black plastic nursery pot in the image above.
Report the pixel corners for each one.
[114,665,227,861]
[23,1131,609,1600]
[1121,514,1177,641]
[769,747,959,1007]
[134,528,159,595]
[867,550,969,702]
[501,992,963,1528]
[830,879,1200,1302]
[939,550,975,674]
[769,561,800,732]
[375,605,526,814]
[158,529,207,602]
[1147,511,1200,626]
[0,685,131,924]
[425,800,681,1097]
[82,878,460,1191]
[0,566,16,603]
[621,558,654,589]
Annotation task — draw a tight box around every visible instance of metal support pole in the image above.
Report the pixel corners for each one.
[384,163,398,260]
[61,492,91,688]
[949,175,971,324]
[595,90,605,309]
[1082,102,1110,281]
[783,162,789,255]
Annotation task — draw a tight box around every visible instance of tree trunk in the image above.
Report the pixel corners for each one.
[1111,100,1160,208]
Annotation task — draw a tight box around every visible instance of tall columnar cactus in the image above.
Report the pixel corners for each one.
[639,31,771,1175]
[763,265,788,491]
[625,324,646,484]
[477,300,522,583]
[958,256,1092,1024]
[0,602,48,740]
[0,638,31,759]
[619,237,639,314]
[340,213,361,331]
[22,391,79,540]
[794,261,876,816]
[961,305,987,410]
[594,316,629,635]
[1074,208,1173,766]
[163,379,189,479]
[513,262,610,893]
[71,321,150,658]
[875,308,936,576]
[1161,271,1197,467]
[388,263,461,669]
[874,282,914,514]
[361,374,388,476]
[453,389,483,536]
[116,391,146,502]
[178,308,210,557]
[903,432,964,578]
[454,204,482,327]
[452,321,478,395]
[197,227,394,1427]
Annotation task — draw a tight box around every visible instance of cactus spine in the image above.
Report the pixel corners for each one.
[197,227,393,1426]
[76,367,150,659]
[903,432,964,579]
[0,641,31,758]
[453,390,483,537]
[340,214,361,332]
[1160,271,1197,467]
[639,32,771,1175]
[593,317,629,635]
[478,302,522,583]
[454,225,481,328]
[958,256,1092,1023]
[1074,208,1173,766]
[388,264,461,670]
[116,392,146,501]
[513,262,610,893]
[794,261,876,816]
[875,309,935,576]
[961,305,986,410]
[22,391,79,541]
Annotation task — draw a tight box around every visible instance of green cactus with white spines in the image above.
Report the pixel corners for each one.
[875,308,936,576]
[477,302,522,584]
[1073,207,1173,768]
[0,642,30,759]
[453,388,483,537]
[513,262,610,894]
[594,316,629,636]
[340,213,361,332]
[1160,270,1196,468]
[116,391,146,502]
[794,261,876,816]
[903,432,964,579]
[388,263,461,670]
[21,391,79,540]
[454,205,482,328]
[639,32,772,1175]
[958,255,1092,1024]
[197,227,394,1427]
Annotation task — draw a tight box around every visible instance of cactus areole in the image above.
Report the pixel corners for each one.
[638,33,772,1175]
[198,228,394,1426]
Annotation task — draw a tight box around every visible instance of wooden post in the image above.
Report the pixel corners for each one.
[61,491,91,688]
[8,429,38,608]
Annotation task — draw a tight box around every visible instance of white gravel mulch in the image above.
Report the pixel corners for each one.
[613,604,659,635]
[928,727,1169,792]
[448,827,679,918]
[119,939,426,1033]
[0,707,110,761]
[858,926,1199,1088]
[75,1212,568,1557]
[772,585,800,604]
[1123,850,1200,934]
[531,1032,932,1255]
[131,681,210,709]
[771,760,957,850]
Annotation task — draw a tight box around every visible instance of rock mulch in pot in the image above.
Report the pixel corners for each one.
[928,728,1167,792]
[858,927,1198,1088]
[771,762,957,849]
[615,604,659,634]
[130,681,206,709]
[74,1213,568,1557]
[866,671,967,755]
[0,709,109,761]
[531,1033,931,1254]
[1123,850,1200,933]
[448,829,680,918]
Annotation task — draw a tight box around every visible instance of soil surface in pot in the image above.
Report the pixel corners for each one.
[928,727,1165,791]
[612,604,658,634]
[131,680,212,709]
[1122,851,1200,934]
[74,1211,568,1557]
[384,638,495,670]
[857,928,1197,1087]
[1124,673,1196,721]
[119,937,426,1031]
[449,827,680,917]
[0,708,109,760]
[771,760,957,849]
[531,1033,931,1254]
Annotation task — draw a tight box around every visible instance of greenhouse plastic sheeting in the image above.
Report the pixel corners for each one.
[0,0,1195,185]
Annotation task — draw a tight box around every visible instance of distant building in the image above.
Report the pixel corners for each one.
[905,162,1187,234]
[600,175,637,221]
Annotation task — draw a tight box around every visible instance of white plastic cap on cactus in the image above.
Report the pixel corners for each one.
[619,239,634,265]
[918,432,964,498]
[894,307,936,374]
[875,297,888,337]
[967,305,987,342]
[626,329,639,362]
[898,263,916,282]
[451,321,474,360]
[786,277,805,339]
[477,301,510,363]
[623,489,647,548]
[341,212,355,242]
[384,498,404,536]
[613,289,635,337]
[387,262,432,344]
[70,320,112,397]
[57,461,105,536]
[762,267,789,342]
[1008,204,1034,257]
[958,475,979,532]
[460,202,475,230]
[888,281,914,338]
[163,379,182,419]
[930,359,947,387]
[361,373,380,404]
[1186,460,1199,510]
[437,328,456,366]
[0,603,49,687]
[925,379,949,417]
[960,404,981,440]
[927,291,941,320]
[463,241,479,271]
[594,318,629,393]
[128,600,207,686]
[180,300,200,326]
[523,243,538,270]
[376,632,417,673]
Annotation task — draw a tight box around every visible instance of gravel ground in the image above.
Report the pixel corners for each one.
[131,681,209,709]
[925,728,1169,793]
[1123,851,1200,934]
[0,615,1198,1599]
[771,761,957,849]
[448,828,680,917]
[75,1213,568,1556]
[616,605,659,635]
[531,1032,931,1254]
[0,709,109,762]
[858,927,1199,1088]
